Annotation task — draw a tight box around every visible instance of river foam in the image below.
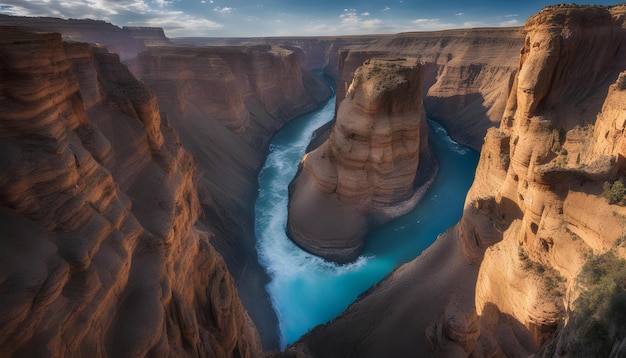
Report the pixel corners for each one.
[254,93,479,347]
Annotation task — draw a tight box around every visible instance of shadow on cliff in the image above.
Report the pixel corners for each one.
[478,302,543,357]
[424,93,494,151]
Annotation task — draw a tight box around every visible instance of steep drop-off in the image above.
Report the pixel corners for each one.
[0,14,334,349]
[135,44,332,348]
[286,4,626,357]
[287,58,435,263]
[0,26,260,357]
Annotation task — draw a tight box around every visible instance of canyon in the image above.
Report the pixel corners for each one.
[1,3,626,357]
[287,58,435,263]
[285,4,626,357]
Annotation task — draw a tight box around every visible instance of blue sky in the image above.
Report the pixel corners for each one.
[0,1,623,37]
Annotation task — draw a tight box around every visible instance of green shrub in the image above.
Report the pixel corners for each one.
[570,252,626,357]
[603,181,626,205]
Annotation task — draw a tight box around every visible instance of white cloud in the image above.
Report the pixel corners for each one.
[462,21,488,28]
[382,6,390,11]
[411,18,457,31]
[504,14,518,18]
[152,0,171,7]
[0,0,224,37]
[138,13,223,36]
[455,12,463,16]
[214,6,234,14]
[304,9,398,36]
[499,19,519,26]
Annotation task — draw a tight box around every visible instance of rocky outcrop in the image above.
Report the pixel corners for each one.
[174,30,524,150]
[286,4,626,357]
[335,28,525,150]
[0,26,260,357]
[287,58,435,263]
[0,14,170,61]
[463,5,626,355]
[135,44,332,349]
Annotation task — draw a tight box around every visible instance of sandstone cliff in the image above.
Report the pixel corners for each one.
[287,58,435,263]
[0,26,260,357]
[286,4,626,357]
[174,30,524,150]
[0,15,333,350]
[134,44,332,348]
[334,28,524,150]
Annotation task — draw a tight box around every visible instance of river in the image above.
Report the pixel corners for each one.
[254,93,479,348]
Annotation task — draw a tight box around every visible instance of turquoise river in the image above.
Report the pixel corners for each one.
[254,91,479,348]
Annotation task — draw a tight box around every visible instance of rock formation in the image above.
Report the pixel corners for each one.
[0,15,333,349]
[334,28,525,150]
[0,14,170,62]
[285,4,626,357]
[134,45,332,348]
[190,29,525,151]
[287,58,435,263]
[0,26,260,357]
[137,45,330,148]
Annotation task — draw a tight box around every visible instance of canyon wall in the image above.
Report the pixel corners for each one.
[335,28,524,150]
[172,36,380,76]
[134,44,332,348]
[0,26,261,357]
[0,15,333,349]
[286,4,626,357]
[287,58,435,263]
[174,31,524,150]
[0,14,170,62]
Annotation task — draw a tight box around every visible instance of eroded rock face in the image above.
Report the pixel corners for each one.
[137,45,330,146]
[335,28,525,150]
[462,5,626,355]
[287,58,435,263]
[135,43,332,349]
[287,5,626,357]
[0,26,261,357]
[178,30,524,151]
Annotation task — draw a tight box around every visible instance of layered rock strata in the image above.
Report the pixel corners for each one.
[286,4,626,357]
[335,28,524,150]
[135,44,332,349]
[184,29,525,150]
[0,26,260,357]
[0,14,170,62]
[287,58,434,263]
[0,15,333,350]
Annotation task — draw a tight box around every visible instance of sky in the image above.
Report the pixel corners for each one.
[0,0,623,38]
